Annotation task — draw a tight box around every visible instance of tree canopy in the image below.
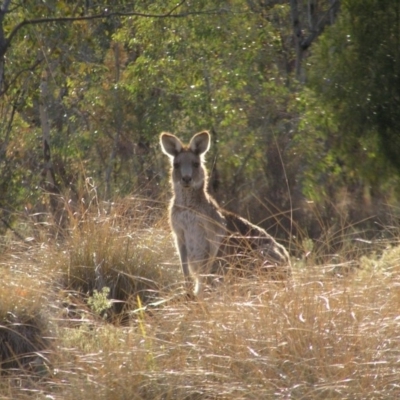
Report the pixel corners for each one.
[307,0,400,175]
[0,0,399,237]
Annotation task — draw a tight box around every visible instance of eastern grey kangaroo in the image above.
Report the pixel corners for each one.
[160,130,291,296]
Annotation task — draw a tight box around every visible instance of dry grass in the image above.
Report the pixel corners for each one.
[57,198,179,319]
[1,196,400,399]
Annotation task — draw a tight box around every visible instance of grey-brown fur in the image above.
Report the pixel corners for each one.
[160,130,291,295]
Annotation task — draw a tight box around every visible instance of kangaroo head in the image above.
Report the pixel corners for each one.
[160,131,210,190]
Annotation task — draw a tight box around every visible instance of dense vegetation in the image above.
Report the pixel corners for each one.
[1,0,399,237]
[1,1,400,398]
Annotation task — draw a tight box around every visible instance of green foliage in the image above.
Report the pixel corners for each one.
[303,0,400,194]
[2,0,400,239]
[0,0,302,236]
[87,287,112,317]
[111,1,297,225]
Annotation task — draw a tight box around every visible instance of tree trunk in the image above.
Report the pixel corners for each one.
[104,43,122,200]
[0,0,12,92]
[39,69,64,232]
[290,0,340,81]
[290,0,304,81]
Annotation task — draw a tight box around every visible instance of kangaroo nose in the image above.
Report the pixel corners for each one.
[182,176,192,184]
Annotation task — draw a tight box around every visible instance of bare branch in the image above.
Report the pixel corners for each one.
[300,0,340,50]
[2,1,228,58]
[0,55,43,96]
[290,0,340,79]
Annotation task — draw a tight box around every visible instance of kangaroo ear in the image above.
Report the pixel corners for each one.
[189,131,210,155]
[160,132,182,157]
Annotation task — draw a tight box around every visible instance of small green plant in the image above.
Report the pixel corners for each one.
[87,287,112,318]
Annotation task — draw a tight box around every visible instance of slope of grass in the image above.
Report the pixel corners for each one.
[1,197,400,399]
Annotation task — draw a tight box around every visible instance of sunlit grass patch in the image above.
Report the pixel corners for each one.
[2,195,400,399]
[36,267,400,399]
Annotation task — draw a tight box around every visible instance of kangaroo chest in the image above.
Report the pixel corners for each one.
[171,203,226,237]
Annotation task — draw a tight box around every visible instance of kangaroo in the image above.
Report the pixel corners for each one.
[160,130,291,296]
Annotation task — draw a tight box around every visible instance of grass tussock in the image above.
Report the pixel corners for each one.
[46,197,179,320]
[0,254,51,377]
[1,196,400,398]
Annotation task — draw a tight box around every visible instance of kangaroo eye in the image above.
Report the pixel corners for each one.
[173,162,180,169]
[193,162,200,168]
